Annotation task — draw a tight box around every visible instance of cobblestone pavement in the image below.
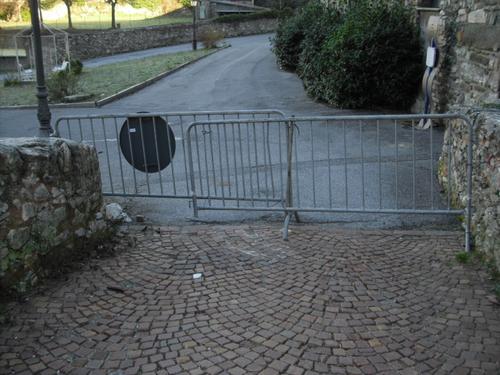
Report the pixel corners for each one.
[1,224,499,375]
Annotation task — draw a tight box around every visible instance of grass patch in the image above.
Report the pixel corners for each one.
[455,251,471,264]
[0,49,211,106]
[0,14,191,30]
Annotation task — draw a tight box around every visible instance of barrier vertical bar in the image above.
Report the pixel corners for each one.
[343,120,348,209]
[465,116,474,252]
[113,117,126,194]
[101,118,114,194]
[283,118,295,240]
[151,116,164,195]
[394,120,398,209]
[138,117,151,195]
[187,124,198,218]
[377,120,382,209]
[360,120,365,209]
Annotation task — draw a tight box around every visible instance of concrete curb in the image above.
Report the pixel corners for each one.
[0,102,96,110]
[0,47,223,111]
[95,47,222,107]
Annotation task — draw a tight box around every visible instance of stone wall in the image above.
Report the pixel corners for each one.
[428,0,499,111]
[0,138,110,293]
[67,18,278,60]
[428,0,499,270]
[439,111,499,270]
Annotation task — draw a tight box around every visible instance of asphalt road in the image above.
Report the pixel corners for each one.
[0,34,459,230]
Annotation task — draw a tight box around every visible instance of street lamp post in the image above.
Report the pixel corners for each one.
[191,0,198,51]
[28,0,52,137]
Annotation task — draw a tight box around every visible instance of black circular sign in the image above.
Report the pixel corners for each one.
[119,115,176,173]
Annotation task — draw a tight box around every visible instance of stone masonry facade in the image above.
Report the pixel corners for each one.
[63,18,277,61]
[427,0,500,270]
[0,138,109,293]
[439,112,500,270]
[423,0,499,111]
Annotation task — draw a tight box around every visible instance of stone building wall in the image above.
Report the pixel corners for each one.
[0,138,111,293]
[429,0,499,111]
[439,111,499,269]
[431,0,499,270]
[67,18,278,60]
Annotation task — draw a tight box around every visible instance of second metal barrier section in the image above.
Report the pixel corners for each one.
[186,119,292,215]
[187,114,474,251]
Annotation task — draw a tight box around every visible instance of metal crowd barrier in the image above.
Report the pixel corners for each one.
[54,111,473,251]
[53,110,286,199]
[186,113,474,251]
[186,119,292,215]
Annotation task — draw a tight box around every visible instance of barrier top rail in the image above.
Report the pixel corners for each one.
[54,109,286,120]
[53,109,287,134]
[289,113,473,123]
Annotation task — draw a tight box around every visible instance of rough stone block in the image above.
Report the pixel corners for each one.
[462,24,500,51]
[438,112,500,272]
[468,9,488,23]
[0,137,112,292]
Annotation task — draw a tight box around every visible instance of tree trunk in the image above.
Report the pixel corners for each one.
[111,2,116,29]
[66,2,73,29]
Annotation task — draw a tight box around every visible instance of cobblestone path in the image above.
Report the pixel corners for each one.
[1,225,499,375]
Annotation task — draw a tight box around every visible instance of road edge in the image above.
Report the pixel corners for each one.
[0,47,225,111]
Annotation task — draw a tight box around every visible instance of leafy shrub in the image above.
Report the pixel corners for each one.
[47,70,79,101]
[0,2,14,21]
[297,5,341,99]
[20,5,30,21]
[455,251,470,264]
[317,0,423,109]
[271,1,325,71]
[3,74,21,87]
[128,0,163,11]
[199,30,225,49]
[272,0,423,109]
[70,59,83,75]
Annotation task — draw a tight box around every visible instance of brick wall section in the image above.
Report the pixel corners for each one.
[66,18,277,60]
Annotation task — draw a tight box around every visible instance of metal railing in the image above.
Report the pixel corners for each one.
[186,119,292,216]
[186,113,474,250]
[53,110,286,199]
[54,111,474,250]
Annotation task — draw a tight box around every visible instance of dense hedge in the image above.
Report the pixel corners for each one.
[271,2,325,71]
[272,0,423,110]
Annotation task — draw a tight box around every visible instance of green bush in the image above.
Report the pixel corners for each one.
[20,5,31,21]
[455,251,470,264]
[199,30,225,49]
[319,1,423,109]
[3,74,21,87]
[297,5,341,99]
[47,70,79,101]
[271,1,325,71]
[272,0,423,109]
[70,59,83,75]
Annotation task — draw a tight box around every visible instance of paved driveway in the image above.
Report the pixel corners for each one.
[0,34,460,227]
[1,224,499,374]
[0,34,347,139]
